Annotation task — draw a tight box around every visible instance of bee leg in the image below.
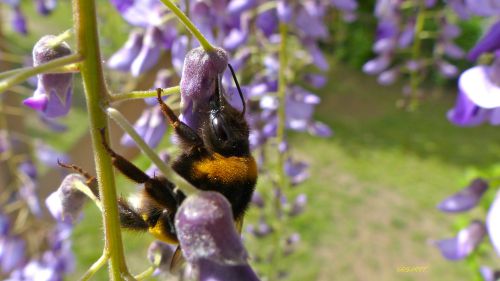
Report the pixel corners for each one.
[156,88,204,149]
[117,197,149,231]
[57,160,99,198]
[99,129,179,210]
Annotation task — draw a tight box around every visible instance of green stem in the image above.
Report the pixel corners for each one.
[106,107,197,195]
[134,267,155,280]
[267,22,289,281]
[72,0,133,280]
[158,0,214,51]
[109,86,180,102]
[47,28,73,48]
[409,6,426,109]
[79,251,110,281]
[74,181,103,211]
[0,54,81,92]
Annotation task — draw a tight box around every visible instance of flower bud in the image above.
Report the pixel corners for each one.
[147,241,175,274]
[45,174,87,223]
[434,220,486,260]
[179,47,228,129]
[23,35,73,118]
[437,178,488,213]
[175,191,247,265]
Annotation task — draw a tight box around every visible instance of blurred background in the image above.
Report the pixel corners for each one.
[1,1,499,280]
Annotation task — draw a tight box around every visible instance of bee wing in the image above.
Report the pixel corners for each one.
[235,216,244,234]
[169,246,186,274]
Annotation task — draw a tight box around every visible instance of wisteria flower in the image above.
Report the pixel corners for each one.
[434,220,486,260]
[437,178,488,213]
[23,35,73,118]
[175,191,259,280]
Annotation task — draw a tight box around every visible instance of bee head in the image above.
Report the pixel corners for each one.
[205,70,249,157]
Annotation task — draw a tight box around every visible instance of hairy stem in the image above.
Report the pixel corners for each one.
[110,86,180,102]
[79,251,110,281]
[159,0,214,51]
[106,107,197,195]
[0,54,81,92]
[72,0,133,279]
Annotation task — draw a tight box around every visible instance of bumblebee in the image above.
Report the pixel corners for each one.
[59,64,257,271]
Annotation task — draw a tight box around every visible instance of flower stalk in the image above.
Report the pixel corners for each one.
[159,0,214,52]
[109,86,180,102]
[72,0,133,279]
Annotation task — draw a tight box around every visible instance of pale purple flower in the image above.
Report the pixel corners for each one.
[0,236,26,273]
[480,266,500,281]
[121,106,166,148]
[24,35,73,118]
[227,0,257,15]
[179,47,228,129]
[434,220,487,260]
[284,158,309,185]
[465,0,500,17]
[131,26,163,76]
[107,29,144,72]
[175,192,259,280]
[289,194,307,216]
[35,140,69,167]
[110,0,166,28]
[437,178,488,213]
[45,174,88,223]
[363,55,390,75]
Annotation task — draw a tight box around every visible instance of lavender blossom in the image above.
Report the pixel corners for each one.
[175,191,259,281]
[107,29,144,72]
[45,174,88,223]
[434,220,487,260]
[437,178,488,213]
[120,106,166,148]
[179,47,228,129]
[23,35,73,118]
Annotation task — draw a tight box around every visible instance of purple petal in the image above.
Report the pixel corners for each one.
[227,0,256,15]
[277,0,293,23]
[434,220,486,260]
[171,36,189,75]
[437,178,488,213]
[256,9,278,38]
[23,93,48,111]
[131,27,163,76]
[198,258,260,281]
[458,65,500,108]
[309,121,333,137]
[0,236,26,272]
[175,191,248,264]
[447,89,489,127]
[107,30,144,72]
[12,6,27,35]
[223,28,248,51]
[468,20,500,62]
[363,55,390,74]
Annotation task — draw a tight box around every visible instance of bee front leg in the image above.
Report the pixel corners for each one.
[156,88,205,151]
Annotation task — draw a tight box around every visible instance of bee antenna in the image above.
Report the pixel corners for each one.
[227,63,246,116]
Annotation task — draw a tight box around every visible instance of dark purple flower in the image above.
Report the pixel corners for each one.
[256,9,278,38]
[434,220,486,260]
[175,192,259,280]
[45,174,88,223]
[437,178,488,213]
[35,0,56,15]
[107,29,144,72]
[24,35,73,118]
[447,89,489,127]
[121,106,166,148]
[487,191,500,256]
[467,21,500,62]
